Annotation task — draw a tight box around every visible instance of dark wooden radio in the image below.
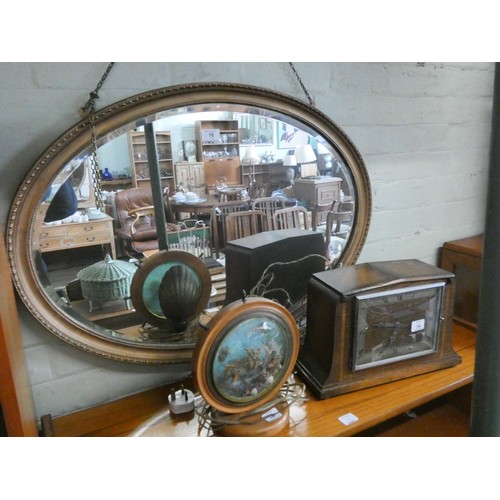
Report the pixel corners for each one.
[296,259,461,399]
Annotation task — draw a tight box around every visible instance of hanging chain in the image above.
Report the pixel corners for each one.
[288,62,314,107]
[80,62,115,212]
[81,62,115,115]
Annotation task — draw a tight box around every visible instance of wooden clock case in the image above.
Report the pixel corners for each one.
[296,259,461,399]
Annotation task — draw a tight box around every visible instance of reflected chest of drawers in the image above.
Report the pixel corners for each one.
[38,216,116,259]
[293,176,342,225]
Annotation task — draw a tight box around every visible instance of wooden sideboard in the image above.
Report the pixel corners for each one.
[43,322,475,437]
[440,234,483,330]
[38,215,116,260]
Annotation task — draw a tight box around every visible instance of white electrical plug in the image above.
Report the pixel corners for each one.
[168,386,195,414]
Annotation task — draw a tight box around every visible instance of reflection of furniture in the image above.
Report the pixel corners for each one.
[251,197,286,230]
[273,206,310,230]
[294,176,342,225]
[38,215,116,260]
[54,322,476,437]
[174,161,205,190]
[195,120,241,187]
[114,188,177,256]
[225,210,267,242]
[170,194,220,221]
[441,234,483,329]
[217,185,245,202]
[326,207,353,237]
[209,199,252,258]
[322,208,354,266]
[312,200,336,231]
[128,131,175,192]
[241,162,289,193]
[0,226,38,436]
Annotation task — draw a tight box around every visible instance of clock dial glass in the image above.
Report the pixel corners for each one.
[353,282,445,370]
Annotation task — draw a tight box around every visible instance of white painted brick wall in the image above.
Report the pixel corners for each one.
[0,62,494,421]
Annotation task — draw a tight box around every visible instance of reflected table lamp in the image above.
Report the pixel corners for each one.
[316,142,333,175]
[295,144,317,177]
[283,152,297,184]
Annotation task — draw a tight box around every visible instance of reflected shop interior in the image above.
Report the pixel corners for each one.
[9,84,371,364]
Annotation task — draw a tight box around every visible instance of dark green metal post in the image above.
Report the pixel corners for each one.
[470,63,500,436]
[144,123,168,251]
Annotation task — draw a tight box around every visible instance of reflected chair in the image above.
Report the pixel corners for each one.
[114,187,178,257]
[210,199,252,258]
[251,197,286,230]
[225,210,267,242]
[312,200,337,231]
[327,208,354,239]
[324,207,354,267]
[272,205,310,230]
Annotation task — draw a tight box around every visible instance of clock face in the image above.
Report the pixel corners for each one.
[352,281,445,371]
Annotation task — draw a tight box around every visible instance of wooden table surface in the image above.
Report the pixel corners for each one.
[48,322,475,437]
[133,323,476,437]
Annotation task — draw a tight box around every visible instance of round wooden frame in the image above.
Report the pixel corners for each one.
[130,250,212,330]
[192,296,299,414]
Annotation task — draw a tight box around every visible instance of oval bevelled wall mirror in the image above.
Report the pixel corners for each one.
[7,82,371,363]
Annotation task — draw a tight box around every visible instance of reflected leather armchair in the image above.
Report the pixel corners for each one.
[114,187,177,256]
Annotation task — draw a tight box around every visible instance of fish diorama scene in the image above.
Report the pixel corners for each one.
[212,317,289,403]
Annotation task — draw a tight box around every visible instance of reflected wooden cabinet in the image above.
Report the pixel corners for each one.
[293,176,342,224]
[195,120,241,187]
[128,131,175,192]
[38,216,117,260]
[174,161,205,190]
[241,162,289,193]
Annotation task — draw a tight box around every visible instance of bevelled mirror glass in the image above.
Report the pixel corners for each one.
[7,83,371,363]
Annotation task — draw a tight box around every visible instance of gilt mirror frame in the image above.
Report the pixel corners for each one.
[7,82,371,363]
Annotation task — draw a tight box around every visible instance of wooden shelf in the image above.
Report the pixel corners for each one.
[195,120,241,186]
[43,322,475,437]
[128,131,175,192]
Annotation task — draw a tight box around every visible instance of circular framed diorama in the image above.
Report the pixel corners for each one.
[193,297,299,414]
[130,250,212,331]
